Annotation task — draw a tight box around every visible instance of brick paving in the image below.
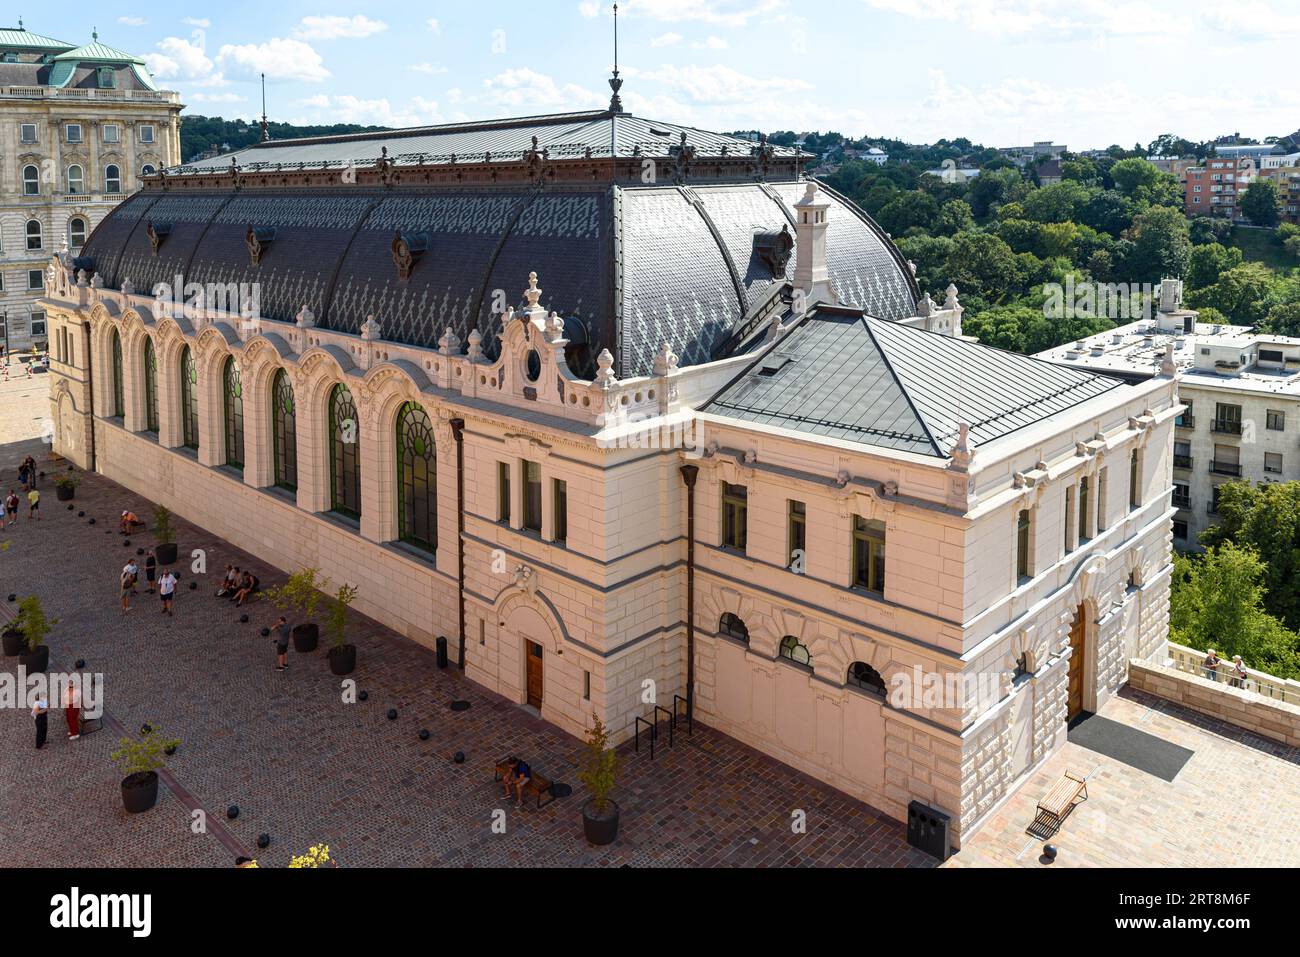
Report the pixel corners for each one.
[947,689,1300,868]
[0,451,933,868]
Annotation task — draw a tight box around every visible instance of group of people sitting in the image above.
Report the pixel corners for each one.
[216,565,261,606]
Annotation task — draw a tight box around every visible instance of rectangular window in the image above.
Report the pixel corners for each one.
[1175,401,1194,428]
[787,500,806,570]
[1078,476,1090,542]
[1212,444,1241,476]
[139,124,155,144]
[1209,486,1223,515]
[102,124,119,144]
[852,517,886,593]
[20,122,36,143]
[1173,481,1190,509]
[1065,485,1076,552]
[96,66,115,89]
[1096,467,1109,532]
[31,316,46,337]
[523,460,542,533]
[721,483,748,551]
[28,269,43,290]
[1213,402,1242,434]
[552,478,567,543]
[1129,450,1140,509]
[1267,409,1285,431]
[496,462,511,523]
[1265,452,1283,474]
[65,123,82,143]
[1016,509,1031,580]
[583,670,591,701]
[1173,519,1188,540]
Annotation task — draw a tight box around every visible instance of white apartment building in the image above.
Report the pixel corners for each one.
[1038,279,1300,548]
[40,109,1176,852]
[0,25,180,354]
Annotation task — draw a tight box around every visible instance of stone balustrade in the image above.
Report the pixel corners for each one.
[1130,656,1300,747]
[1164,640,1300,706]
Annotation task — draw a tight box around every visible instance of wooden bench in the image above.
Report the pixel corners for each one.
[1034,770,1088,833]
[494,758,556,809]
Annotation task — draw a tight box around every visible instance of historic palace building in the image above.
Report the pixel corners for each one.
[1,23,180,353]
[40,103,1178,848]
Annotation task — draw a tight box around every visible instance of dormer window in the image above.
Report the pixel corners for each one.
[97,66,115,89]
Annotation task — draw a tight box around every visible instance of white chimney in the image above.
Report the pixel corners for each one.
[794,180,836,304]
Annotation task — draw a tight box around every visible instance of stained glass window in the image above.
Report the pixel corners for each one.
[272,369,297,491]
[396,402,436,551]
[329,383,361,518]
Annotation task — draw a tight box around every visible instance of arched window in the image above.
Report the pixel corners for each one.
[847,661,887,698]
[110,328,124,418]
[329,383,361,518]
[104,164,121,193]
[272,368,297,491]
[779,635,812,667]
[719,613,749,644]
[68,217,87,249]
[22,164,39,195]
[141,164,156,176]
[223,355,244,469]
[25,219,42,251]
[396,401,437,552]
[180,345,199,449]
[143,336,159,433]
[66,164,84,194]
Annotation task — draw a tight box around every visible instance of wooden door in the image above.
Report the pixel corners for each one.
[525,641,544,709]
[1067,606,1086,720]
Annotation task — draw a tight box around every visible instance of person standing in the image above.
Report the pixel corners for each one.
[120,562,134,614]
[123,557,140,595]
[158,569,177,617]
[144,549,157,594]
[273,616,290,672]
[1203,649,1221,682]
[64,679,81,741]
[32,695,49,749]
[27,486,39,521]
[4,489,18,527]
[1231,655,1248,689]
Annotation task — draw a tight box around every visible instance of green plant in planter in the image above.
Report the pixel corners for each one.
[326,583,358,651]
[577,715,621,813]
[54,472,80,491]
[152,505,176,545]
[15,595,55,652]
[111,727,180,777]
[265,566,324,622]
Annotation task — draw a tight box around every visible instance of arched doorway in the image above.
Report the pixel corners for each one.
[1067,604,1087,720]
[502,602,557,712]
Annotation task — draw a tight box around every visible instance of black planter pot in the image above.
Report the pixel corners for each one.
[155,542,178,566]
[292,623,319,653]
[328,644,357,676]
[18,644,49,674]
[581,798,620,846]
[1,629,23,657]
[121,771,159,814]
[55,485,74,501]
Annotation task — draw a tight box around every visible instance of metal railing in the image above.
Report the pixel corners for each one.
[1172,493,1190,509]
[1210,460,1242,477]
[1173,454,1193,469]
[1166,641,1300,706]
[1212,418,1243,435]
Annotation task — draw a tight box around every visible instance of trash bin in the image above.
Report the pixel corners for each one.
[436,635,448,669]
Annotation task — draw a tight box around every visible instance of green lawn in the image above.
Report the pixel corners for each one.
[1230,226,1295,271]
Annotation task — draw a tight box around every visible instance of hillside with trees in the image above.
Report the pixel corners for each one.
[180,115,390,163]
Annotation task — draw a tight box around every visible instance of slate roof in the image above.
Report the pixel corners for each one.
[177,112,806,171]
[704,308,1125,457]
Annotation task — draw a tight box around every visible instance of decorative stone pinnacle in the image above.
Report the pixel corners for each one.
[121,277,135,296]
[467,328,484,362]
[545,311,565,343]
[1159,341,1177,377]
[918,292,934,317]
[945,283,960,308]
[524,272,543,310]
[950,422,976,470]
[361,315,382,341]
[595,349,617,390]
[295,304,315,328]
[439,327,461,355]
[652,341,680,377]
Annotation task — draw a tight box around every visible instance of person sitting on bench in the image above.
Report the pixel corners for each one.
[120,510,144,534]
[216,566,240,597]
[233,572,260,607]
[501,757,531,805]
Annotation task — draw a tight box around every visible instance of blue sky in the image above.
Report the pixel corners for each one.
[37,1,1300,149]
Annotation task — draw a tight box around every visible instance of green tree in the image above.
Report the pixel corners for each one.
[1109,157,1161,196]
[875,191,940,237]
[943,232,1023,303]
[934,199,974,236]
[1022,180,1092,224]
[894,233,954,295]
[1125,206,1192,282]
[1240,180,1281,227]
[1186,242,1244,291]
[1186,262,1283,325]
[1260,300,1300,336]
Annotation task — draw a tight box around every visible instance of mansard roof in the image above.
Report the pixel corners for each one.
[705,307,1125,457]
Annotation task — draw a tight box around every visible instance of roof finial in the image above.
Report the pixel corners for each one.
[259,73,269,143]
[92,26,98,41]
[608,3,625,114]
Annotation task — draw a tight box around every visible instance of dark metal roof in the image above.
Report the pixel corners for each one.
[705,308,1125,457]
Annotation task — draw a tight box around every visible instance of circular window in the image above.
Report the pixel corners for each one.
[525,349,541,382]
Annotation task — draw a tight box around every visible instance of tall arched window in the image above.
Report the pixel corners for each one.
[110,328,124,418]
[329,383,361,518]
[68,217,87,249]
[223,356,244,469]
[180,345,199,449]
[272,368,297,491]
[22,164,39,195]
[143,337,159,433]
[779,635,812,667]
[25,219,42,250]
[847,662,887,698]
[104,164,121,193]
[396,401,437,552]
[66,164,84,194]
[719,613,749,644]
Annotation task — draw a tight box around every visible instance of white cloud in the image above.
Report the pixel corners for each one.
[217,38,330,82]
[480,69,606,111]
[631,62,811,104]
[411,62,449,75]
[294,15,388,40]
[860,0,1184,40]
[1203,1,1300,38]
[189,92,246,103]
[620,0,784,27]
[578,1,602,16]
[292,94,443,128]
[651,32,684,47]
[181,17,210,28]
[692,36,730,49]
[145,36,227,87]
[118,16,146,27]
[426,18,441,35]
